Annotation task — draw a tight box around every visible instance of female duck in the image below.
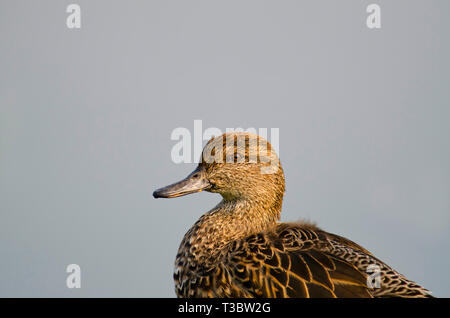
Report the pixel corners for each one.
[153,132,432,298]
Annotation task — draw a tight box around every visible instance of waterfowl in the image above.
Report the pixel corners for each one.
[153,132,433,298]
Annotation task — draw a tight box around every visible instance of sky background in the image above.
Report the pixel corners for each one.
[1,1,449,297]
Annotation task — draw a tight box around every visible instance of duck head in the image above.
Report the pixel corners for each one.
[153,132,285,215]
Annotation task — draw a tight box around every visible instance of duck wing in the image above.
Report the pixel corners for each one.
[223,227,372,298]
[222,222,433,298]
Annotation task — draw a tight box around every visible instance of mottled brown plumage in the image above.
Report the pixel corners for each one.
[154,132,433,298]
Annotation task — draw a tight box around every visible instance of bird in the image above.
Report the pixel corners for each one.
[153,132,433,298]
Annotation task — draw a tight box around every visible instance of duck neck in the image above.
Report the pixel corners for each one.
[182,196,282,261]
[211,198,280,238]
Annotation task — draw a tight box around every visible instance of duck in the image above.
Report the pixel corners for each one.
[153,132,433,298]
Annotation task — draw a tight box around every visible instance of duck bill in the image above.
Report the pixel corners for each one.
[153,166,210,199]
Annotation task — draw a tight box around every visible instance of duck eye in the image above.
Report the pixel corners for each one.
[234,153,244,162]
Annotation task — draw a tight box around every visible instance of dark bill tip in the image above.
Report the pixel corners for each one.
[152,189,166,198]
